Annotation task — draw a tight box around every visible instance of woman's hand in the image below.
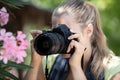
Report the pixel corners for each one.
[23,30,45,80]
[30,30,44,66]
[67,30,87,80]
[67,30,86,67]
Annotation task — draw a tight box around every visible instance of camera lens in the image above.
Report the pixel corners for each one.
[34,24,72,55]
[34,32,65,55]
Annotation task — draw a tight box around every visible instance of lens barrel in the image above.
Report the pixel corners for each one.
[34,24,71,55]
[34,32,66,55]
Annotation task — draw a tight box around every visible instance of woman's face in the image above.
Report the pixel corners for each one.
[52,14,93,59]
[52,14,92,43]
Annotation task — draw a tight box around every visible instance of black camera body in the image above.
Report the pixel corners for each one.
[34,24,73,55]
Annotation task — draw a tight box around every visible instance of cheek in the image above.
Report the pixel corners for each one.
[81,30,89,41]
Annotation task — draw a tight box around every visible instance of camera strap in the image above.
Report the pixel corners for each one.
[81,48,87,69]
[46,48,86,80]
[47,55,70,80]
[81,54,84,69]
[45,55,49,80]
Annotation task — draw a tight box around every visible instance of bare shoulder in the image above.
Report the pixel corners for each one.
[110,72,120,80]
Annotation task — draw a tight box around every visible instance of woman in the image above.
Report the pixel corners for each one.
[24,0,120,80]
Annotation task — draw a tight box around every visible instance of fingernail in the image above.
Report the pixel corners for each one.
[68,36,71,40]
[67,49,69,53]
[68,37,70,40]
[70,29,74,32]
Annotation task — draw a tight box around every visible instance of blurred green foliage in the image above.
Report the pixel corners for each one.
[0,0,27,8]
[28,0,120,56]
[91,0,120,56]
[26,0,64,10]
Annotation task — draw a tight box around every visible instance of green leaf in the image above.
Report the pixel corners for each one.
[0,68,19,80]
[1,0,27,8]
[0,76,6,80]
[0,61,32,69]
[0,77,6,80]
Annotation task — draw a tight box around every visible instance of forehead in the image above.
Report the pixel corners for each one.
[52,14,82,33]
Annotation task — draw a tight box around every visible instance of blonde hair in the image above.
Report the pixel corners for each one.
[52,0,110,79]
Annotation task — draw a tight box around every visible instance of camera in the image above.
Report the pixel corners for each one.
[34,24,73,55]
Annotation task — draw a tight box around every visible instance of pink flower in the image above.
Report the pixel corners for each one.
[0,50,10,64]
[13,47,27,63]
[0,29,16,64]
[0,29,28,64]
[16,31,26,41]
[0,7,9,26]
[0,29,13,41]
[13,31,28,63]
[2,37,17,56]
[16,31,28,49]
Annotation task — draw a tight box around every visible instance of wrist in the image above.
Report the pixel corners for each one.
[70,64,87,80]
[70,63,82,70]
[69,60,83,72]
[69,58,82,68]
[30,58,42,68]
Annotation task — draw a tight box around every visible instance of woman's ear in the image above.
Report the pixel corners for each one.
[85,23,93,37]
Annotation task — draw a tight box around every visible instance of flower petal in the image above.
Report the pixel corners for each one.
[1,7,7,12]
[3,57,8,64]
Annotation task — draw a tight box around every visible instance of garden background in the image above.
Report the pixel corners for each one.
[0,0,120,79]
[22,0,120,56]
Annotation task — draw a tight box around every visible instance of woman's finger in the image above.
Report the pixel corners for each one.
[68,33,82,42]
[67,40,78,53]
[67,40,86,54]
[30,30,42,38]
[68,34,80,40]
